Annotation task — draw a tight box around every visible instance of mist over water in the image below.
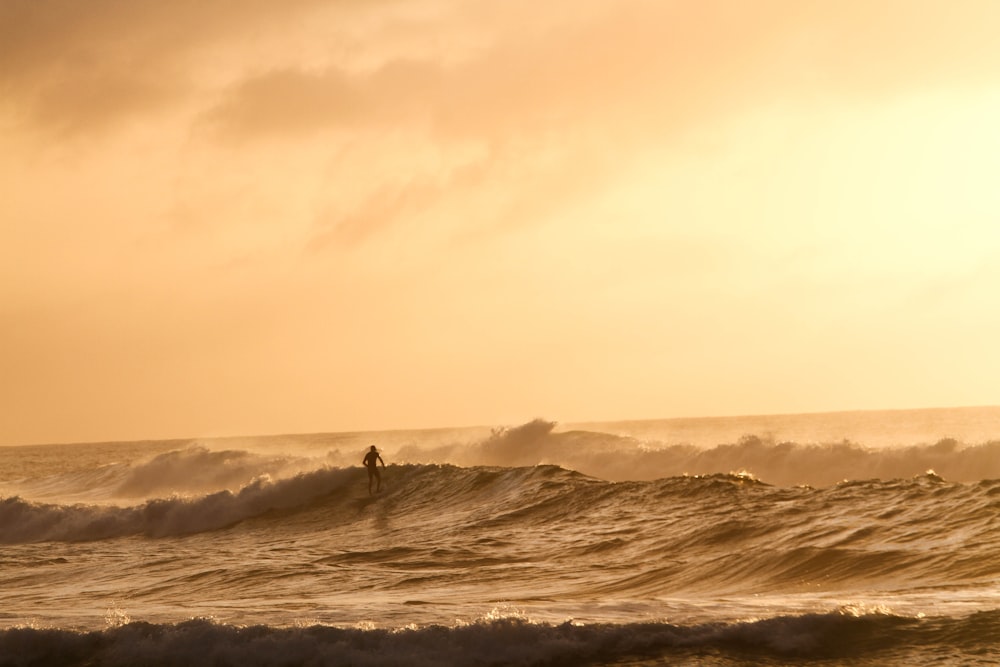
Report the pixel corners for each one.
[1,406,998,666]
[392,408,1000,487]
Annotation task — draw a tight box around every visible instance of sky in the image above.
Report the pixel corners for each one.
[3,0,1000,445]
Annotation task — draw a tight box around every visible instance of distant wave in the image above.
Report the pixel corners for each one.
[1,609,997,666]
[9,420,1000,509]
[2,445,319,503]
[396,419,1000,486]
[113,446,310,498]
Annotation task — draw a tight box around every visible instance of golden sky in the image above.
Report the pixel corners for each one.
[3,0,1000,445]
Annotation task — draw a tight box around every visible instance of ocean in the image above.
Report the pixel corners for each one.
[1,406,999,666]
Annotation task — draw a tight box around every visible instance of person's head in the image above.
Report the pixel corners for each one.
[370,445,377,452]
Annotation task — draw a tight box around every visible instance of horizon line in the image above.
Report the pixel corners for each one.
[3,403,997,449]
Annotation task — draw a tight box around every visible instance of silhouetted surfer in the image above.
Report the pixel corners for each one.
[363,445,385,494]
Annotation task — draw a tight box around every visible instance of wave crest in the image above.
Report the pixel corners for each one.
[0,467,355,544]
[114,446,307,498]
[1,610,996,665]
[398,421,1000,486]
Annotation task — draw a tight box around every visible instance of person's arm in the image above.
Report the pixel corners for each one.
[379,455,385,467]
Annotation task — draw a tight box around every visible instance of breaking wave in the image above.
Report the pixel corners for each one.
[0,467,355,543]
[397,419,1000,486]
[3,461,1000,594]
[2,609,997,667]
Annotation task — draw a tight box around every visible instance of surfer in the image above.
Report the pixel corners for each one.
[363,445,386,494]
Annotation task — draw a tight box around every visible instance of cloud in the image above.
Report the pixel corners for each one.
[203,3,751,143]
[303,131,623,249]
[308,158,489,249]
[201,2,788,247]
[202,1,1000,143]
[0,0,375,135]
[202,61,438,141]
[6,0,999,254]
[5,0,1000,140]
[191,0,1000,246]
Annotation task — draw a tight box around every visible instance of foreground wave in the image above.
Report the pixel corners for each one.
[3,610,998,667]
[3,464,999,597]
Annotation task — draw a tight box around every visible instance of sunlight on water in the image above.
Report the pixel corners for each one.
[484,603,531,623]
[104,601,131,628]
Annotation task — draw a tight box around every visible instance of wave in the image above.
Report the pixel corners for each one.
[0,466,356,543]
[0,463,598,544]
[8,417,1000,508]
[1,609,997,666]
[395,419,1000,486]
[5,462,999,592]
[0,444,318,503]
[112,446,313,498]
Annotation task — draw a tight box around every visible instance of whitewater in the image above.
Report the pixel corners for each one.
[1,406,999,666]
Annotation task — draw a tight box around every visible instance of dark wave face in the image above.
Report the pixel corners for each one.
[2,610,998,667]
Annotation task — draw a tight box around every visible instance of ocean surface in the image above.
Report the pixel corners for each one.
[1,406,999,666]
